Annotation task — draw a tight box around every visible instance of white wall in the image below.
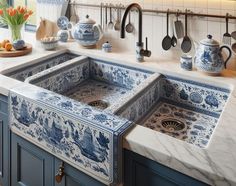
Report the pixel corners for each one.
[73,0,236,70]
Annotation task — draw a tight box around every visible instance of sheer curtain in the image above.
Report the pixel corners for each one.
[36,0,69,25]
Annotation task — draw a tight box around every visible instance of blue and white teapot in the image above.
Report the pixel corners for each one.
[72,15,103,48]
[195,35,232,74]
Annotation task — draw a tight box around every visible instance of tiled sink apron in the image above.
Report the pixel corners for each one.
[9,84,133,185]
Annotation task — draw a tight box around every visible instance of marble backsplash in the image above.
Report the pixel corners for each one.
[72,0,236,70]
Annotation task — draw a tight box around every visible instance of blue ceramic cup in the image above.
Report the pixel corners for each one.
[180,55,192,71]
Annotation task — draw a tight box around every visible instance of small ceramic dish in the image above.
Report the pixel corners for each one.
[57,16,69,30]
[41,40,59,50]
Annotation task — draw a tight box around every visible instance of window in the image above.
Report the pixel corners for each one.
[9,0,37,31]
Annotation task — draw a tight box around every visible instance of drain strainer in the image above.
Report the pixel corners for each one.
[88,100,109,110]
[161,118,186,133]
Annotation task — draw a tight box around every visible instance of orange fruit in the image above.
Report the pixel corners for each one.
[5,43,12,51]
[2,40,10,48]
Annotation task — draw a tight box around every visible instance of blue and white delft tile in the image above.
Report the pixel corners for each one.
[9,84,133,185]
[89,59,153,90]
[160,76,230,116]
[26,57,159,114]
[26,56,90,94]
[118,78,161,122]
[5,52,78,81]
[140,102,218,148]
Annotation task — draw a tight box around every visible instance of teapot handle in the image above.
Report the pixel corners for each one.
[93,24,103,40]
[219,45,232,69]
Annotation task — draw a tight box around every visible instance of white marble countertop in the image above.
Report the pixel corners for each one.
[1,39,236,186]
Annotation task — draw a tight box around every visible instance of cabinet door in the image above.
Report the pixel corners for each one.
[54,158,105,186]
[124,149,209,186]
[0,95,9,186]
[11,133,55,186]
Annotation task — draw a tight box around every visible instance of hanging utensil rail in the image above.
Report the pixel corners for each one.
[69,2,236,20]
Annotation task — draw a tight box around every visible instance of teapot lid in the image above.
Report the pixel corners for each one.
[200,35,219,46]
[102,41,112,48]
[80,15,96,24]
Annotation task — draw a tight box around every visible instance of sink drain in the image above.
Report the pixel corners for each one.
[88,100,109,110]
[161,118,186,133]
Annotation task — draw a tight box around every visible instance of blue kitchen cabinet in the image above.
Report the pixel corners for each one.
[54,158,105,186]
[11,133,55,186]
[124,149,209,186]
[0,95,10,186]
[11,133,105,186]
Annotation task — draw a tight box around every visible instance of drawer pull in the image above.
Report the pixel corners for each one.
[55,162,64,183]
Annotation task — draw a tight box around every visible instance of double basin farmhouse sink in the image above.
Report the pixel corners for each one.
[5,51,231,149]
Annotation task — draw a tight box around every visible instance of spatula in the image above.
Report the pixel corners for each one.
[174,11,184,39]
[223,13,231,45]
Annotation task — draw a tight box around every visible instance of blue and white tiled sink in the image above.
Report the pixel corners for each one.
[120,75,231,148]
[3,51,79,81]
[9,56,160,185]
[25,56,160,113]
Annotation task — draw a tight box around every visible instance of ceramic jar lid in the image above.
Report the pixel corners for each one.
[79,15,96,24]
[200,35,219,46]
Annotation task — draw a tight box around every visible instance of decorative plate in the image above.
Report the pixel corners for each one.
[57,16,69,30]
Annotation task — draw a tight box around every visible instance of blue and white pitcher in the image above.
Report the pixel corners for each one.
[195,35,232,74]
[72,15,103,48]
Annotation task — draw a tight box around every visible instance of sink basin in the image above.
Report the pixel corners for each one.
[9,56,160,185]
[25,56,160,113]
[3,51,79,81]
[120,75,231,148]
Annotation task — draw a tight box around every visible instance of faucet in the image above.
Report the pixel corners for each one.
[121,3,151,62]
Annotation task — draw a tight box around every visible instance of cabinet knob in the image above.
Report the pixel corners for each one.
[55,162,64,183]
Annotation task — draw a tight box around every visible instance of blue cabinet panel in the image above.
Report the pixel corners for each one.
[54,158,105,186]
[11,133,55,186]
[0,95,9,186]
[124,149,209,186]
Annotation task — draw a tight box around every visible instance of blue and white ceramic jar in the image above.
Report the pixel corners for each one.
[195,35,232,74]
[57,30,69,42]
[72,15,103,48]
[180,55,192,71]
[102,41,112,52]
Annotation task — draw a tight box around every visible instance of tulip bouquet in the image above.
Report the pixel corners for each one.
[0,0,33,41]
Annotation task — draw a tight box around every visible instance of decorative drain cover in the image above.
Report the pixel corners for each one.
[88,100,109,110]
[161,118,186,133]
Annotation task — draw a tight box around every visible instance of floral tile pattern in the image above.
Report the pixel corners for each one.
[28,57,90,94]
[160,76,230,116]
[65,79,129,110]
[119,80,160,122]
[140,102,218,148]
[9,84,133,185]
[5,52,79,81]
[89,59,153,89]
[27,57,156,114]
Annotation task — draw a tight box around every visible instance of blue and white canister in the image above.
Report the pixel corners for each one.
[180,55,193,71]
[57,30,69,42]
[102,41,112,53]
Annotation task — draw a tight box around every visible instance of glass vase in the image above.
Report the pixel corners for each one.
[9,24,24,41]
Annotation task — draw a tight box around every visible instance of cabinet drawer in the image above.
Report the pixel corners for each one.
[0,101,8,114]
[0,95,7,103]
